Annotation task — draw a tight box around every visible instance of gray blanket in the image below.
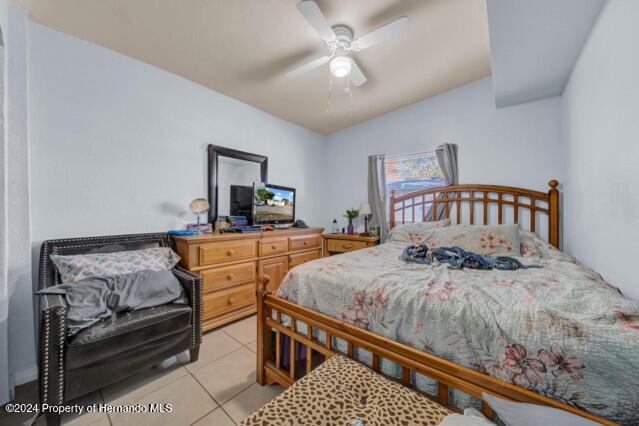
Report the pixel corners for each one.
[37,269,186,336]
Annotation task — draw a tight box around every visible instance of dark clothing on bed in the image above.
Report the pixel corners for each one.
[400,244,540,270]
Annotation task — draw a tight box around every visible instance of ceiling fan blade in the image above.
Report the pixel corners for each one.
[286,56,330,78]
[352,16,409,51]
[349,59,367,87]
[297,1,336,43]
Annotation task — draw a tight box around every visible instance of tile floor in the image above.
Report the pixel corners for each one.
[0,315,284,426]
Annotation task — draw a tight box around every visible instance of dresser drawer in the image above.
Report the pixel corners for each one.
[198,239,257,266]
[259,237,288,257]
[289,249,321,268]
[200,261,256,293]
[327,239,368,253]
[289,234,321,251]
[203,283,255,320]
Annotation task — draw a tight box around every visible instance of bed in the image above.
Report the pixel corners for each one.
[256,181,637,425]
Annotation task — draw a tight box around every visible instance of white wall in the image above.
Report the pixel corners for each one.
[0,3,34,400]
[561,0,639,300]
[323,78,562,230]
[27,20,326,242]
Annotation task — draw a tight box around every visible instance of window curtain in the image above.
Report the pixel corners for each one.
[436,143,459,185]
[427,143,459,221]
[367,155,390,242]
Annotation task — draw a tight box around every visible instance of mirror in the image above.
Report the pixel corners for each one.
[207,145,268,224]
[217,157,261,217]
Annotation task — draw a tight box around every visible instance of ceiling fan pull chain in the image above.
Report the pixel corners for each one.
[326,70,334,115]
[346,76,354,120]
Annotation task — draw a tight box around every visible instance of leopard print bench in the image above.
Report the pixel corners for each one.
[241,355,452,426]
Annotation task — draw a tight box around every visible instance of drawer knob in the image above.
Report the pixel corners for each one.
[271,245,277,250]
[228,297,235,305]
[226,274,234,281]
[303,241,308,245]
[343,244,352,249]
[227,249,235,256]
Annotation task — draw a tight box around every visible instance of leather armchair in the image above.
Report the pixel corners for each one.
[38,233,202,426]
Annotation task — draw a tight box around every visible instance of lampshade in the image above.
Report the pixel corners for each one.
[359,202,372,215]
[189,198,210,215]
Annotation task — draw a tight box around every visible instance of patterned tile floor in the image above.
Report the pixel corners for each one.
[0,315,284,426]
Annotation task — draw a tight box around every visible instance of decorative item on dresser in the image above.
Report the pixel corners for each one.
[343,208,359,235]
[358,202,372,236]
[322,233,379,256]
[172,227,323,331]
[188,198,211,234]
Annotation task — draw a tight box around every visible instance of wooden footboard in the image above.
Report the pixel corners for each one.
[256,276,616,425]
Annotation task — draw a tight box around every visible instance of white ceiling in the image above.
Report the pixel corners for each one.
[15,0,492,134]
[487,0,605,108]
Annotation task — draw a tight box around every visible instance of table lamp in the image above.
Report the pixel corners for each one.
[359,202,372,236]
[189,198,210,234]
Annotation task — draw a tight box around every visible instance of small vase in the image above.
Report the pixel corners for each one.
[347,220,354,235]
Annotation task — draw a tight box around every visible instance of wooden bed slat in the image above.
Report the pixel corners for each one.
[372,354,381,372]
[305,321,313,375]
[444,193,450,220]
[275,329,281,370]
[289,335,296,379]
[469,192,475,225]
[401,367,410,385]
[483,192,488,225]
[438,382,449,406]
[432,196,437,221]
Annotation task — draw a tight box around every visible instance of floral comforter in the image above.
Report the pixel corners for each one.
[277,235,639,424]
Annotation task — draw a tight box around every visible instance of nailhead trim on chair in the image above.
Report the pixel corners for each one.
[42,296,50,405]
[197,276,203,345]
[57,306,66,404]
[173,267,202,347]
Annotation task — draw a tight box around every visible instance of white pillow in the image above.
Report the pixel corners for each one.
[51,247,181,283]
[386,219,450,243]
[483,393,600,426]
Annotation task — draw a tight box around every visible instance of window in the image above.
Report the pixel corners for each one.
[384,151,445,219]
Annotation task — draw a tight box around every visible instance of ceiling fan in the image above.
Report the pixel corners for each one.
[286,1,409,87]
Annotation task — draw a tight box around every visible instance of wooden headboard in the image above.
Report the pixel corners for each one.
[389,180,560,248]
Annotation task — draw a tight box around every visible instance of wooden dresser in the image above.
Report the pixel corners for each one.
[172,227,323,331]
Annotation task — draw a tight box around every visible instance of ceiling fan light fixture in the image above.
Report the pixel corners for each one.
[330,56,352,78]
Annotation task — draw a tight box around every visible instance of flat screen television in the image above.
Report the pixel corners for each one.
[253,183,296,225]
[230,185,253,224]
